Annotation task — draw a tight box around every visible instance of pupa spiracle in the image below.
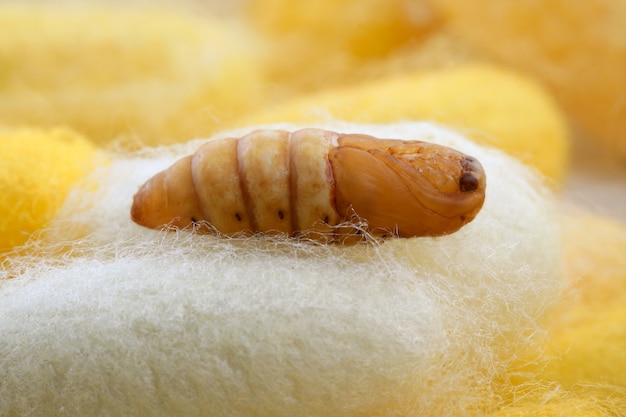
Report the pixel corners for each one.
[131,128,486,242]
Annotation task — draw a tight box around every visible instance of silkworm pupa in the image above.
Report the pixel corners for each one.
[131,128,486,242]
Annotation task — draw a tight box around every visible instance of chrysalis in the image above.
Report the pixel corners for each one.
[131,128,486,242]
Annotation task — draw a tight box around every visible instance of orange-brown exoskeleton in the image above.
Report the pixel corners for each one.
[131,128,486,242]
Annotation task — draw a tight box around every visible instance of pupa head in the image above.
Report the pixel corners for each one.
[329,134,486,237]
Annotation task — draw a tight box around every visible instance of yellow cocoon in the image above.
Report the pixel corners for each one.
[242,65,569,185]
[247,0,437,59]
[539,214,626,388]
[245,0,440,95]
[0,5,263,146]
[489,213,626,416]
[0,126,98,252]
[0,121,562,416]
[430,0,626,160]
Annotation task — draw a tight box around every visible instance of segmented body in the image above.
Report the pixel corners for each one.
[131,128,486,242]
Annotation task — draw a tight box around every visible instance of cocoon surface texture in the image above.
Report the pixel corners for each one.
[0,122,562,417]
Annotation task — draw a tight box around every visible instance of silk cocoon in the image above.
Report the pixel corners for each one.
[0,122,563,416]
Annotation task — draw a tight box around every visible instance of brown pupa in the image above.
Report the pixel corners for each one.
[131,128,486,242]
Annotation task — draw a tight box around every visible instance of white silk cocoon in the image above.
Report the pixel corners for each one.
[0,122,563,417]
